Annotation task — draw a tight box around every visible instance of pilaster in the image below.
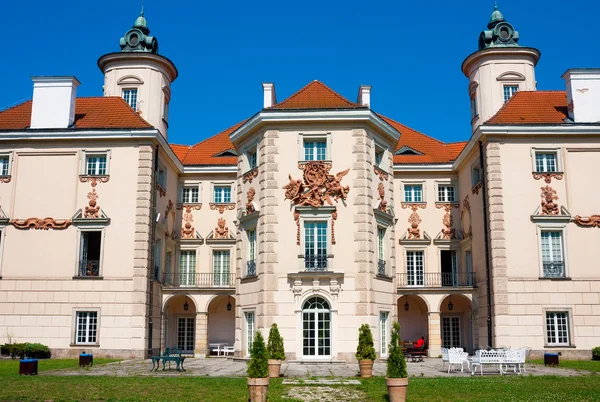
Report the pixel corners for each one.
[195,312,208,358]
[427,311,442,357]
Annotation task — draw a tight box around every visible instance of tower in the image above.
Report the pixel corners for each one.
[462,5,540,132]
[97,10,178,138]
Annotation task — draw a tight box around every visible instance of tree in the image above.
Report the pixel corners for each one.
[355,323,377,361]
[247,331,269,378]
[267,324,286,361]
[386,321,407,378]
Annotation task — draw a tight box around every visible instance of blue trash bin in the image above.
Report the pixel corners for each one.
[19,358,38,375]
[544,352,559,366]
[79,353,93,367]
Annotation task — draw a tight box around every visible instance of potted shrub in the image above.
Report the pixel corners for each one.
[267,323,285,378]
[356,323,376,378]
[593,346,600,361]
[386,322,408,402]
[247,331,269,402]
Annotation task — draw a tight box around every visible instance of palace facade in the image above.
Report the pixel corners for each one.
[0,6,599,360]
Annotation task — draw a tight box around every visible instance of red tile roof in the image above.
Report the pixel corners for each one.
[0,97,152,130]
[269,80,365,110]
[487,91,568,125]
[178,120,248,166]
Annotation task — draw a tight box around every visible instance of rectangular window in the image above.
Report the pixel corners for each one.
[466,250,473,286]
[304,140,327,161]
[546,312,569,346]
[163,98,169,122]
[375,150,383,167]
[154,239,163,281]
[406,251,424,286]
[503,85,518,103]
[377,227,386,275]
[472,165,482,187]
[0,156,10,176]
[213,186,232,203]
[380,311,389,356]
[76,311,98,345]
[245,312,255,356]
[247,230,256,277]
[437,185,456,202]
[165,250,172,284]
[404,184,423,203]
[304,221,327,271]
[179,250,196,287]
[182,187,199,203]
[535,152,558,173]
[248,150,257,170]
[470,96,478,118]
[213,250,231,287]
[79,231,102,277]
[157,167,167,189]
[123,88,138,110]
[441,250,458,286]
[86,155,107,176]
[541,231,565,278]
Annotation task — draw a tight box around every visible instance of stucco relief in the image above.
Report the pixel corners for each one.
[11,217,71,230]
[209,203,235,214]
[374,165,389,181]
[332,209,338,245]
[471,181,483,195]
[437,203,459,240]
[541,185,559,215]
[180,205,197,239]
[84,187,101,218]
[574,215,600,227]
[283,161,350,207]
[402,203,426,239]
[164,200,176,240]
[242,168,258,183]
[0,176,11,183]
[214,218,229,239]
[294,210,301,245]
[533,172,563,184]
[246,187,256,214]
[176,203,202,211]
[377,183,388,213]
[157,184,166,198]
[79,175,110,187]
[460,195,472,238]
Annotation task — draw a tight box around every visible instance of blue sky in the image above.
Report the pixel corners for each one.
[0,1,597,145]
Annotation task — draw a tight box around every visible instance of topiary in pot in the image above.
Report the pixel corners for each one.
[247,331,269,402]
[386,322,408,402]
[267,323,285,378]
[356,323,377,378]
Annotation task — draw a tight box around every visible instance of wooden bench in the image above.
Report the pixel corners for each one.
[150,348,186,372]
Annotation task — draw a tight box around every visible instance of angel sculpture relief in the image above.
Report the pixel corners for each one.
[283,162,351,207]
[283,175,304,204]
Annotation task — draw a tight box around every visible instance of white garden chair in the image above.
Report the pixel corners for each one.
[447,348,470,373]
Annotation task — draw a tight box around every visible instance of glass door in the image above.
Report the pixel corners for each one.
[442,316,461,348]
[177,317,195,353]
[302,297,331,359]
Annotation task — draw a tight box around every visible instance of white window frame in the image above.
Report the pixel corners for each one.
[157,163,167,190]
[178,248,197,287]
[402,182,425,203]
[297,209,334,271]
[544,309,572,347]
[379,311,389,357]
[471,162,482,188]
[81,150,111,176]
[530,148,563,173]
[436,181,456,202]
[536,223,569,279]
[244,141,259,172]
[76,228,106,278]
[72,309,101,346]
[405,249,425,287]
[212,248,232,287]
[244,310,255,357]
[470,93,478,119]
[181,184,201,204]
[212,183,233,203]
[122,88,138,110]
[299,132,332,162]
[503,84,519,103]
[0,152,12,177]
[373,140,388,171]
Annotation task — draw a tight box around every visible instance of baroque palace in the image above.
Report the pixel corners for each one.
[0,6,599,361]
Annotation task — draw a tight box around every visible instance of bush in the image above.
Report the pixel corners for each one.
[386,322,407,378]
[247,331,269,378]
[592,347,600,360]
[0,343,51,359]
[355,323,376,361]
[267,324,286,361]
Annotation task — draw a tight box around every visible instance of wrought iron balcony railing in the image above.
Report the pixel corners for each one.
[162,273,236,288]
[304,255,328,271]
[397,272,476,288]
[542,261,565,278]
[378,259,387,275]
[78,260,100,277]
[246,260,257,277]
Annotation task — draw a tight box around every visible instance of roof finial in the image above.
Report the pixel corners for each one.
[494,0,498,10]
[141,0,144,16]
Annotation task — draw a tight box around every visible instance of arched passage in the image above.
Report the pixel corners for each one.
[163,294,197,354]
[397,294,429,344]
[207,295,236,356]
[439,294,474,352]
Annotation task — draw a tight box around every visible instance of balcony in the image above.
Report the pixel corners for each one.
[542,261,565,278]
[78,260,100,277]
[397,272,476,289]
[162,273,235,288]
[304,255,328,272]
[246,260,257,277]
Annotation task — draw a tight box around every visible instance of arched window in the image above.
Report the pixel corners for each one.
[302,297,331,358]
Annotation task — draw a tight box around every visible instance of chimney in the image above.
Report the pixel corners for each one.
[562,69,600,123]
[262,82,276,108]
[30,76,80,129]
[357,85,371,107]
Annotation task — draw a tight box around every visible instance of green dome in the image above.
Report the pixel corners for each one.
[134,15,148,29]
[489,5,505,26]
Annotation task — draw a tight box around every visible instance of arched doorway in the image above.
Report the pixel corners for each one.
[163,294,197,354]
[440,294,474,352]
[302,296,331,359]
[397,294,429,345]
[207,295,236,356]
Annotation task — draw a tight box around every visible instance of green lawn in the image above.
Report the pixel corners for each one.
[0,358,120,376]
[530,359,600,373]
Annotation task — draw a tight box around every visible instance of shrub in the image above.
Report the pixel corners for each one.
[592,346,600,360]
[24,343,51,359]
[247,331,269,378]
[386,322,407,378]
[267,324,286,361]
[355,323,377,361]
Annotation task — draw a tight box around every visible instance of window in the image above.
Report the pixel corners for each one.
[213,186,232,203]
[154,239,163,281]
[503,85,518,103]
[247,230,256,277]
[245,311,255,356]
[86,155,107,176]
[302,297,331,357]
[304,221,327,271]
[165,250,172,284]
[470,95,478,118]
[441,250,458,286]
[541,231,565,278]
[404,184,423,203]
[535,152,558,173]
[123,88,138,110]
[182,187,199,204]
[248,150,257,170]
[406,251,424,286]
[157,166,167,189]
[179,250,196,287]
[546,312,569,346]
[438,185,456,202]
[377,227,386,275]
[0,156,9,176]
[375,149,384,167]
[380,311,389,356]
[79,231,102,277]
[213,250,231,287]
[471,165,482,188]
[304,140,327,161]
[163,98,169,122]
[465,250,473,286]
[76,311,98,345]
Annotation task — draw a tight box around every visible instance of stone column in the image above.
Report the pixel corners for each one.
[195,312,208,358]
[428,311,442,357]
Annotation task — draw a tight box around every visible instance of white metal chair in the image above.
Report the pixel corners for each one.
[441,348,449,371]
[447,348,470,373]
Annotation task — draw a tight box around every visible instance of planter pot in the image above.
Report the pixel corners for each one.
[359,359,374,378]
[268,359,282,378]
[247,377,270,402]
[386,377,408,402]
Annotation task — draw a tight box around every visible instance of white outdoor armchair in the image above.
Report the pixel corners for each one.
[447,348,470,373]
